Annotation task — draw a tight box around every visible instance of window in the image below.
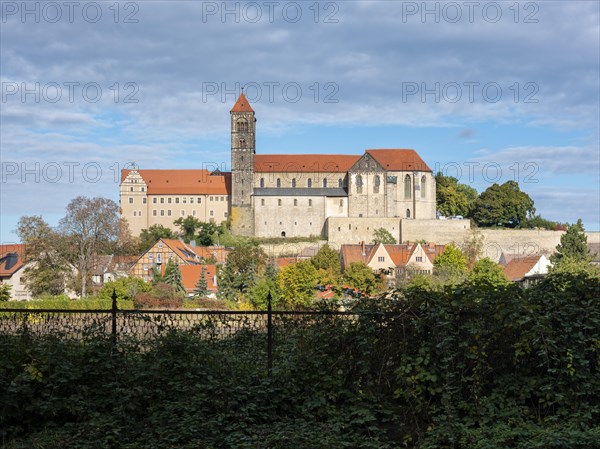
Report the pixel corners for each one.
[128,197,133,204]
[261,199,265,206]
[141,187,145,192]
[378,256,385,262]
[160,198,164,204]
[309,199,312,206]
[183,197,187,204]
[153,210,157,216]
[338,178,342,188]
[374,175,380,194]
[190,197,194,204]
[405,175,412,199]
[356,175,363,194]
[406,208,411,218]
[153,198,157,204]
[339,199,344,207]
[294,199,297,206]
[307,178,312,188]
[421,175,426,198]
[133,211,137,217]
[130,187,133,191]
[143,264,148,271]
[323,178,328,188]
[239,139,246,147]
[276,178,281,188]
[278,199,282,206]
[149,253,153,260]
[292,178,296,188]
[260,178,265,188]
[160,210,164,216]
[224,212,228,217]
[210,210,214,216]
[198,197,202,203]
[167,210,172,216]
[181,210,185,216]
[192,210,196,216]
[143,198,147,204]
[210,196,213,201]
[168,198,172,204]
[416,256,423,262]
[237,120,248,132]
[175,198,179,204]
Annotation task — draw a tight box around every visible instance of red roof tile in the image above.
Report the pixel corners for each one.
[180,264,218,292]
[0,244,25,277]
[365,149,432,172]
[230,93,254,113]
[255,154,360,173]
[121,170,231,195]
[502,256,542,281]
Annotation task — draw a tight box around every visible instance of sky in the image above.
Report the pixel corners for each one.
[1,0,599,243]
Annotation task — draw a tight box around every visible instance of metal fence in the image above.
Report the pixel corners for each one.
[0,296,355,374]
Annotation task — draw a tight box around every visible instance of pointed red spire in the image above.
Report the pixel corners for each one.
[230,92,254,113]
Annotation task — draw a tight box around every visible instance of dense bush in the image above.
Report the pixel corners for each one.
[0,266,598,448]
[133,283,183,309]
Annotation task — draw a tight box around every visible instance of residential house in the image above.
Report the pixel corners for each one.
[0,244,31,300]
[180,264,218,297]
[502,255,552,287]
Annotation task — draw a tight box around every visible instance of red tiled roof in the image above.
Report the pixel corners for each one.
[180,264,218,292]
[230,93,254,113]
[193,246,231,264]
[340,244,373,269]
[160,239,203,264]
[121,170,231,195]
[0,244,25,277]
[254,154,360,173]
[502,256,542,281]
[341,243,444,269]
[365,149,432,172]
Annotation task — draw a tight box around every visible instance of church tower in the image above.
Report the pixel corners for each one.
[230,92,256,236]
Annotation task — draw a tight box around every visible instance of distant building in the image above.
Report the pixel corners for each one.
[91,255,138,287]
[0,244,31,300]
[502,255,552,287]
[180,264,218,296]
[129,238,230,283]
[120,93,437,239]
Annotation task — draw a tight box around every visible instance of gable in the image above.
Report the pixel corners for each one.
[349,152,384,173]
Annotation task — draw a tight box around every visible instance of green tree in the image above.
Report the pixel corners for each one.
[342,262,380,295]
[435,172,478,217]
[551,219,592,265]
[193,266,209,298]
[174,216,202,243]
[227,245,268,275]
[467,258,508,286]
[164,259,185,294]
[0,284,11,301]
[471,181,535,228]
[310,245,341,274]
[139,225,174,253]
[373,228,397,244]
[96,277,152,302]
[434,243,468,272]
[277,260,319,309]
[250,276,280,310]
[217,262,238,301]
[16,215,69,296]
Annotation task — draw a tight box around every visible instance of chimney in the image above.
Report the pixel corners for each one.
[361,241,366,256]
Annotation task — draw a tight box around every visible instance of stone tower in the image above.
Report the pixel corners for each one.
[230,92,256,236]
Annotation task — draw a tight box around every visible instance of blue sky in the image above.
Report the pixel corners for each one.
[1,0,599,243]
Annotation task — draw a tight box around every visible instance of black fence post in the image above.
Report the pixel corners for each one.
[267,291,273,376]
[111,289,118,345]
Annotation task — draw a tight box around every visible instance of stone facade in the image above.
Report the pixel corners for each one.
[120,93,438,239]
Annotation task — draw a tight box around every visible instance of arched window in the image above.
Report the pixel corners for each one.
[421,175,426,198]
[276,178,281,188]
[307,178,312,188]
[292,178,296,188]
[237,120,248,132]
[260,178,265,188]
[338,178,343,188]
[239,139,246,147]
[374,175,381,194]
[406,208,411,218]
[404,174,412,199]
[323,179,328,188]
[356,175,363,194]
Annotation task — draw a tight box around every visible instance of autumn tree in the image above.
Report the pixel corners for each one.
[277,260,319,309]
[16,215,69,296]
[59,197,121,297]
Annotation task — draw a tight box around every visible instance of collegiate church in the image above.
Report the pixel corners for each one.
[120,93,437,240]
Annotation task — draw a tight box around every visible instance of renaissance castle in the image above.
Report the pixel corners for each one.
[120,93,437,240]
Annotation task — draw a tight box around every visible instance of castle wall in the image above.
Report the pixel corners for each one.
[254,195,327,238]
[327,217,402,246]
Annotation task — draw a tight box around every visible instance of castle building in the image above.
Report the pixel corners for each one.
[120,93,436,239]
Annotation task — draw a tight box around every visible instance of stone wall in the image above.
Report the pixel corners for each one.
[327,217,402,246]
